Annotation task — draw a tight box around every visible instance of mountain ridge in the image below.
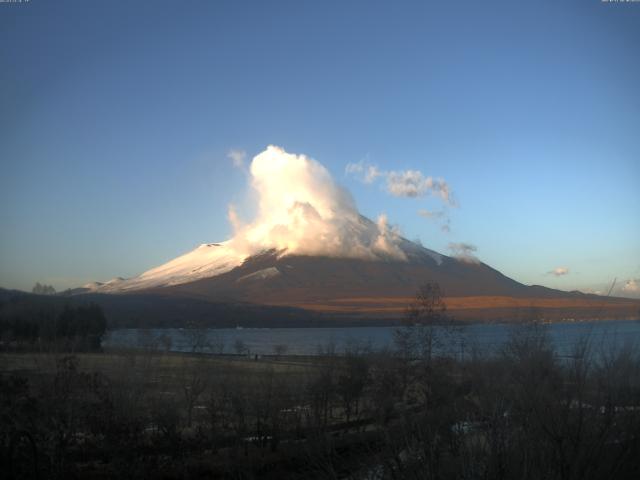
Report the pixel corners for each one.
[73,249,640,324]
[71,211,640,324]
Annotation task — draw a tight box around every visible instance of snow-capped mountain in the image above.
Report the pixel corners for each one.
[74,219,640,324]
[90,214,447,294]
[92,242,244,292]
[70,146,640,323]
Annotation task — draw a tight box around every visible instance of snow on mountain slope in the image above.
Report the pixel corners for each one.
[93,215,445,293]
[96,242,245,292]
[236,266,281,283]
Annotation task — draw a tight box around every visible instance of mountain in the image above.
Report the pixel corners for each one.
[83,243,244,293]
[79,217,640,325]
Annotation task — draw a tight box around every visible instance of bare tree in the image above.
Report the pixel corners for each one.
[234,339,247,356]
[209,331,225,355]
[395,282,448,364]
[204,374,230,452]
[182,322,211,354]
[32,282,56,295]
[181,360,207,428]
[136,328,158,351]
[336,352,369,425]
[158,333,173,353]
[273,343,288,359]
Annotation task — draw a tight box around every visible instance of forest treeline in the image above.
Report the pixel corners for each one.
[0,294,107,351]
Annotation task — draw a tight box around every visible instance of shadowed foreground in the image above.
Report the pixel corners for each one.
[2,323,640,479]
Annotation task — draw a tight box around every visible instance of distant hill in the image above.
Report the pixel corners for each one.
[0,287,351,329]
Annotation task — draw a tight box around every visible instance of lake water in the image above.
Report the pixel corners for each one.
[103,320,640,357]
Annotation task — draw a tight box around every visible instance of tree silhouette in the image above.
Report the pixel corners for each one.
[32,282,56,295]
[395,282,448,364]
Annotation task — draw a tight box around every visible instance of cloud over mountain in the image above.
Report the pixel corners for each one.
[623,278,639,293]
[548,267,570,277]
[448,242,479,263]
[418,209,446,220]
[227,146,408,261]
[345,160,455,205]
[227,149,247,168]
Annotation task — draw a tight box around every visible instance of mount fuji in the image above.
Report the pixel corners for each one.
[73,146,639,325]
[76,216,639,325]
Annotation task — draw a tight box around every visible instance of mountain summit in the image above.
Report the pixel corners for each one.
[90,214,446,294]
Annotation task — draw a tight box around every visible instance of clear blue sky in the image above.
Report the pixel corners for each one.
[1,0,639,295]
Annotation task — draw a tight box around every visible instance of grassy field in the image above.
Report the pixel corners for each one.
[3,328,640,479]
[271,295,640,321]
[1,349,319,415]
[1,349,317,375]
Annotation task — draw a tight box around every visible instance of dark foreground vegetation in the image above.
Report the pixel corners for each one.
[0,287,369,329]
[0,297,107,352]
[2,323,640,479]
[2,284,640,479]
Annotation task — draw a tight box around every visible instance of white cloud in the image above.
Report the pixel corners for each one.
[373,214,407,260]
[448,242,479,263]
[622,278,639,293]
[346,160,455,205]
[226,145,408,261]
[227,204,242,233]
[580,288,603,296]
[579,279,640,299]
[418,208,451,233]
[548,267,570,277]
[386,170,453,204]
[227,149,247,168]
[418,209,446,220]
[345,160,382,184]
[344,161,363,175]
[365,165,382,183]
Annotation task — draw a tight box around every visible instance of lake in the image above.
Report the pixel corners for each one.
[103,319,640,357]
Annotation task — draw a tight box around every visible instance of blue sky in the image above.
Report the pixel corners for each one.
[1,0,639,295]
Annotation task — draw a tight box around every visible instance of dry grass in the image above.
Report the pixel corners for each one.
[265,295,640,317]
[0,350,317,396]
